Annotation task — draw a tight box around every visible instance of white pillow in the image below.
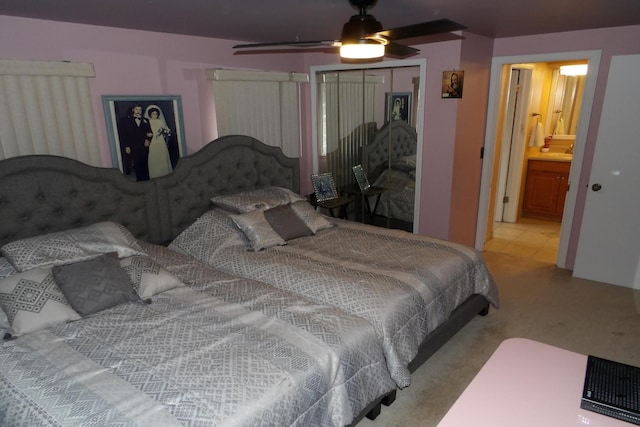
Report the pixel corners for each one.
[120,255,184,299]
[0,267,80,337]
[210,186,305,213]
[230,209,286,251]
[289,201,334,233]
[1,222,147,272]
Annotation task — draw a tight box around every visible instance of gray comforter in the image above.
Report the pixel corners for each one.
[0,244,395,427]
[170,211,499,388]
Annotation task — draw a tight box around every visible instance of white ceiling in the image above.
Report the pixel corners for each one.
[2,0,639,44]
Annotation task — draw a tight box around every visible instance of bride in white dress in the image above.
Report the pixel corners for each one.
[144,104,173,178]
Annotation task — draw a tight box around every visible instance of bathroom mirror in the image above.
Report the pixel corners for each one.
[546,69,586,136]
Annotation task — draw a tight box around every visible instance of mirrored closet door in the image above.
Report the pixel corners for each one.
[311,60,424,232]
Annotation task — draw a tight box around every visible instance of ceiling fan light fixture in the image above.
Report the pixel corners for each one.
[340,40,385,59]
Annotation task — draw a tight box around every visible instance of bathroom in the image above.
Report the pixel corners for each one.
[485,60,588,263]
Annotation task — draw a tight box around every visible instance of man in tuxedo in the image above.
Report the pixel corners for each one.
[118,104,152,181]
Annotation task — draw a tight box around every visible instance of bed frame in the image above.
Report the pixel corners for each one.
[0,134,488,425]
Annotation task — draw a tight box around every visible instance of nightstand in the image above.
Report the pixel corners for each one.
[340,184,387,223]
[308,193,354,219]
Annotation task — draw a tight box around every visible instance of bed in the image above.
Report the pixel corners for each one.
[170,205,497,388]
[0,134,497,426]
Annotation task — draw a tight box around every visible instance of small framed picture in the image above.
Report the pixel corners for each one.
[352,164,371,192]
[102,95,187,181]
[311,173,338,202]
[385,92,412,124]
[442,70,464,98]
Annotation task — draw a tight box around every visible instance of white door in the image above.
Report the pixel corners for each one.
[573,54,640,289]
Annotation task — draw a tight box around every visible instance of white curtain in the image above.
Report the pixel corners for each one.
[318,72,381,156]
[207,69,308,158]
[0,60,100,165]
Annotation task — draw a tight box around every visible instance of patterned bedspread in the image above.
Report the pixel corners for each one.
[0,244,395,427]
[170,211,499,388]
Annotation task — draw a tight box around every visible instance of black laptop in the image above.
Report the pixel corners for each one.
[581,355,640,425]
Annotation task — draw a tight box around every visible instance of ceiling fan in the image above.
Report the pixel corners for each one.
[233,0,466,61]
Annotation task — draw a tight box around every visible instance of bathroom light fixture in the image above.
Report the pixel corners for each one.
[560,64,588,76]
[340,40,385,59]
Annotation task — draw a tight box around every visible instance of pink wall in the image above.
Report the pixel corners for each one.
[0,14,466,240]
[415,40,464,239]
[0,15,306,166]
[449,33,494,246]
[4,14,638,250]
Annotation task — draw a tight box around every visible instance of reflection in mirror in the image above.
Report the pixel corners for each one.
[314,64,420,232]
[547,69,586,136]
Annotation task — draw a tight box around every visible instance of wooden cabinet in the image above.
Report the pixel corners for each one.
[523,160,570,221]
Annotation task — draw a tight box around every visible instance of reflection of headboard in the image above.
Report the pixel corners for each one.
[366,120,417,179]
[0,135,299,247]
[326,121,377,189]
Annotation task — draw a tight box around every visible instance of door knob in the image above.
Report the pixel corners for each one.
[591,183,602,191]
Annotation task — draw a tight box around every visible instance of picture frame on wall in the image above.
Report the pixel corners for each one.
[102,95,187,181]
[311,173,338,202]
[442,70,464,98]
[385,92,412,125]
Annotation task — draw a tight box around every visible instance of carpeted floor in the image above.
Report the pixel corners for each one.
[357,251,640,427]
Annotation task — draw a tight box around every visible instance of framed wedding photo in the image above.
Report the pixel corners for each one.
[385,92,412,124]
[102,95,187,181]
[311,173,338,202]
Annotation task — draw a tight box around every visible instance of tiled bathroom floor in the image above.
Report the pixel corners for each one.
[484,218,561,264]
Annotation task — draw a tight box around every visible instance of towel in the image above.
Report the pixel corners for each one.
[554,117,565,135]
[529,122,545,147]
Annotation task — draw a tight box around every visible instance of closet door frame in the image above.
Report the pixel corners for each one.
[310,58,427,232]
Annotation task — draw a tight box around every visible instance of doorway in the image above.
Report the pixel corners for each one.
[486,65,562,263]
[475,50,601,268]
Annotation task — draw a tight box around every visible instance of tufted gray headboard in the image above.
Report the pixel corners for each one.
[0,134,299,247]
[366,120,417,180]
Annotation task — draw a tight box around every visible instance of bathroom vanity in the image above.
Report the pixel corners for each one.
[523,156,572,221]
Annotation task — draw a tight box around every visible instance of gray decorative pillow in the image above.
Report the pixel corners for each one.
[289,201,334,233]
[52,252,140,316]
[230,209,286,251]
[211,187,305,213]
[264,204,313,241]
[0,267,80,337]
[1,222,147,273]
[120,255,183,299]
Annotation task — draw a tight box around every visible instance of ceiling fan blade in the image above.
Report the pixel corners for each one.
[234,40,341,50]
[384,42,419,58]
[374,19,466,40]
